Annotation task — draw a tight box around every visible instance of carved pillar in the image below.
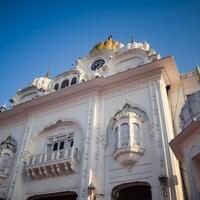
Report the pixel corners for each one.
[79,96,96,200]
[149,80,169,199]
[7,116,33,200]
[0,135,17,183]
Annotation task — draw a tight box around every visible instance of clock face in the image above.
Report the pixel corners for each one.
[91,59,105,71]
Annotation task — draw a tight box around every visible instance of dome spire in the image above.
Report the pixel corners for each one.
[90,35,122,53]
[131,34,134,43]
[108,34,112,40]
[45,68,50,78]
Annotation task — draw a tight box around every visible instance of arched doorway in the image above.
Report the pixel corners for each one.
[27,191,78,200]
[112,182,152,200]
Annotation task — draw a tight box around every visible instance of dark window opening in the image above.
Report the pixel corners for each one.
[61,79,69,89]
[116,184,152,200]
[71,77,77,85]
[59,141,65,150]
[54,83,59,91]
[53,143,58,151]
[70,140,74,147]
[166,85,170,95]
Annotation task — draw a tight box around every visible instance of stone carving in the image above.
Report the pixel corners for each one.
[180,91,200,129]
[149,81,167,174]
[188,91,200,119]
[0,136,17,179]
[113,146,145,169]
[0,136,17,153]
[25,147,79,179]
[32,76,51,91]
[179,102,190,128]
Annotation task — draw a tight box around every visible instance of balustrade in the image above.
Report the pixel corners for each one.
[25,147,79,179]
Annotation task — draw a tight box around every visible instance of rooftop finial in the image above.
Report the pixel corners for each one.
[194,59,200,78]
[108,34,112,40]
[45,68,50,78]
[194,59,199,68]
[131,34,134,43]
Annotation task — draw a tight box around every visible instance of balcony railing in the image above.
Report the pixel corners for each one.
[25,147,79,179]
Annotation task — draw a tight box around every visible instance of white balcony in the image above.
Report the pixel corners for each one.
[25,147,79,179]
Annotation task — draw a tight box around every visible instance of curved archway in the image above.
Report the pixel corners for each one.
[25,119,83,177]
[27,119,82,153]
[112,182,152,200]
[27,191,78,200]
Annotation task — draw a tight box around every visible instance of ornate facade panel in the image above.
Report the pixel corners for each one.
[0,37,197,200]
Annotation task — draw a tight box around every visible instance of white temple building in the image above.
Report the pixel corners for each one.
[0,36,199,200]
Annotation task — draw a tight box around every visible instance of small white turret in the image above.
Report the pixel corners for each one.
[32,76,52,91]
[143,41,150,51]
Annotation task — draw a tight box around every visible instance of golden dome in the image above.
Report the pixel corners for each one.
[90,36,121,53]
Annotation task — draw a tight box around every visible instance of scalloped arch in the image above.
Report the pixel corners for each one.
[29,117,83,148]
[106,103,149,135]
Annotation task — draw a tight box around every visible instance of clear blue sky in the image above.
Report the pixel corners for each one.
[0,0,200,105]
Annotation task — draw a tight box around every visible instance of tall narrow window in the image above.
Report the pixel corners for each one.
[133,123,140,145]
[53,143,58,151]
[120,123,129,147]
[68,136,74,147]
[0,153,10,172]
[59,141,65,150]
[115,127,119,149]
[71,77,77,85]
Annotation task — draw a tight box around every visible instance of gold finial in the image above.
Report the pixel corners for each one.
[90,35,121,53]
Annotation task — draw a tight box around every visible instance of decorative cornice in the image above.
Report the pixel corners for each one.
[181,71,198,79]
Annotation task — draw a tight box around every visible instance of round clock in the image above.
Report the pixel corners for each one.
[91,59,105,71]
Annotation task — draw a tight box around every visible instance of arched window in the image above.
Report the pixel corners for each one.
[120,123,129,147]
[133,123,140,146]
[61,79,69,89]
[71,77,77,85]
[54,83,59,91]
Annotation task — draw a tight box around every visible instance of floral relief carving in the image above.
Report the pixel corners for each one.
[0,136,17,180]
